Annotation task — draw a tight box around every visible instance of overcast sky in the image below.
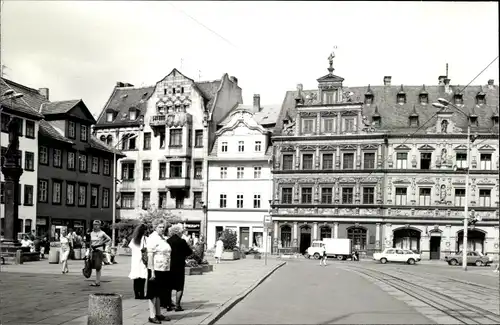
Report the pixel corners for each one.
[2,1,498,117]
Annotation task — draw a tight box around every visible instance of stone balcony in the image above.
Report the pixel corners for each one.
[149,114,167,126]
[165,177,191,189]
[119,179,136,191]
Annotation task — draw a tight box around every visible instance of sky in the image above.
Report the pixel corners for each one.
[1,1,499,118]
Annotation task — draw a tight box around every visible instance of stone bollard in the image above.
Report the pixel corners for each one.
[88,293,123,325]
[15,250,23,265]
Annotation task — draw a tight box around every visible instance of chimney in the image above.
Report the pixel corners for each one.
[253,94,261,112]
[444,78,451,93]
[488,79,494,89]
[438,76,447,85]
[383,76,391,86]
[38,88,49,100]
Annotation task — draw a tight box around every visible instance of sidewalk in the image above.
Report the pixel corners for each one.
[0,256,286,325]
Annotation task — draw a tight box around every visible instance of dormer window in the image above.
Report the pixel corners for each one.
[469,115,478,126]
[323,91,335,104]
[364,94,373,105]
[476,93,486,105]
[419,94,428,104]
[397,85,406,104]
[106,112,114,122]
[454,93,463,105]
[409,115,419,127]
[492,115,498,126]
[372,115,381,127]
[129,108,137,121]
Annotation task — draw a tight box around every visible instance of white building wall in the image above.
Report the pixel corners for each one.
[206,109,273,251]
[1,116,40,235]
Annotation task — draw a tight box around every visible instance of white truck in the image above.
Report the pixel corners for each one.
[306,238,353,260]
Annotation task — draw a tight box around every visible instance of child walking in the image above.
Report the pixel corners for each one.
[320,244,327,266]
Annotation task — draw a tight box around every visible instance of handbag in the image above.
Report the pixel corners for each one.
[141,237,148,267]
[82,255,92,278]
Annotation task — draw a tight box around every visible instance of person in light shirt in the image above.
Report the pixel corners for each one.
[146,219,171,324]
[88,220,111,287]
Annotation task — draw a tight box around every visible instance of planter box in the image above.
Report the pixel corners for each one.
[221,251,240,260]
[201,264,213,272]
[254,254,262,259]
[240,252,246,259]
[185,266,203,275]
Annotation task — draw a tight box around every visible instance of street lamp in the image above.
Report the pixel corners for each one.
[111,130,141,247]
[432,98,475,271]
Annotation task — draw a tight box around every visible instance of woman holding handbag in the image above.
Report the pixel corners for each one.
[128,224,148,299]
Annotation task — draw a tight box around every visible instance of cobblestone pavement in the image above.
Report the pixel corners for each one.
[217,259,435,324]
[0,256,284,325]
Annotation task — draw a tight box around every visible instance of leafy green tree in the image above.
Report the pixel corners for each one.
[221,229,237,251]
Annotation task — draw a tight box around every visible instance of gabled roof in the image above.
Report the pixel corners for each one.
[0,78,45,119]
[195,79,222,112]
[275,82,499,135]
[89,136,125,157]
[38,120,74,144]
[41,99,81,115]
[95,86,154,128]
[317,73,345,83]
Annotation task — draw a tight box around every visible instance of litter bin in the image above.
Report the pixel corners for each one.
[48,249,60,264]
[88,293,123,325]
[74,248,82,260]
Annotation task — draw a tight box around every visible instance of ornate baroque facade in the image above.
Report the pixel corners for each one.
[270,54,499,259]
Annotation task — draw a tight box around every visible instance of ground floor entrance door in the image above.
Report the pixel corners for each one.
[240,227,250,250]
[430,235,441,260]
[299,226,311,254]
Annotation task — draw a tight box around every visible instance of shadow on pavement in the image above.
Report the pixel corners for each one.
[320,310,433,324]
[168,310,210,320]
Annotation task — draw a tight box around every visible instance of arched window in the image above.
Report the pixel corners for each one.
[347,227,367,251]
[280,226,292,248]
[320,226,331,240]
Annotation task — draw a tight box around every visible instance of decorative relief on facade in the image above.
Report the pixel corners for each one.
[319,145,336,151]
[417,178,435,185]
[298,208,315,215]
[471,156,477,168]
[377,154,383,167]
[339,177,356,183]
[282,121,296,135]
[477,178,495,185]
[362,144,378,150]
[418,144,436,151]
[363,177,378,184]
[387,178,393,204]
[439,184,447,203]
[299,112,318,118]
[411,155,417,168]
[393,178,411,184]
[320,111,336,117]
[281,145,295,152]
[340,144,357,150]
[299,145,316,151]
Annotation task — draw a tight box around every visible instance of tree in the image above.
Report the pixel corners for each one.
[221,229,237,251]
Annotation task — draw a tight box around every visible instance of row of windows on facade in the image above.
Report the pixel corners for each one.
[36,179,110,208]
[1,114,36,138]
[277,186,493,207]
[361,91,488,106]
[119,191,203,210]
[121,161,199,180]
[220,140,263,153]
[115,129,204,151]
[0,183,35,206]
[38,146,111,174]
[280,152,494,170]
[218,193,265,209]
[218,166,265,179]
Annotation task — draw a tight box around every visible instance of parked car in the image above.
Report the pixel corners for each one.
[444,251,493,266]
[373,248,421,265]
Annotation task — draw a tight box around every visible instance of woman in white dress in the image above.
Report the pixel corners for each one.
[128,224,148,299]
[60,228,72,274]
[214,237,224,264]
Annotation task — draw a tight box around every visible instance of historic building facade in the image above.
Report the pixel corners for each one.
[206,97,278,251]
[94,69,242,239]
[271,54,499,259]
[1,78,44,236]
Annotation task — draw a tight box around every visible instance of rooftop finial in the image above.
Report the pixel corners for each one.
[327,51,335,74]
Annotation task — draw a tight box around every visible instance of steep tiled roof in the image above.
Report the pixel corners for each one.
[95,86,154,128]
[41,99,81,115]
[275,83,499,135]
[0,78,45,119]
[89,136,124,156]
[194,80,222,111]
[39,120,74,144]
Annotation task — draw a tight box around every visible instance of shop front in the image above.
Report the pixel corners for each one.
[183,221,201,243]
[50,218,88,241]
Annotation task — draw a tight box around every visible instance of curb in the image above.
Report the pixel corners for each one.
[200,261,287,325]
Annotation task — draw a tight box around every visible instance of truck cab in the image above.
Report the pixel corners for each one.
[306,238,353,260]
[306,241,325,259]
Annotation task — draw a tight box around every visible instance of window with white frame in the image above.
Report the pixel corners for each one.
[39,146,48,165]
[221,141,228,152]
[219,194,227,208]
[91,186,99,208]
[236,194,244,208]
[419,188,431,206]
[253,194,261,208]
[38,180,48,202]
[66,183,75,205]
[102,188,110,208]
[322,153,334,170]
[343,153,354,169]
[67,152,76,170]
[68,121,76,138]
[480,153,492,170]
[396,152,408,169]
[302,154,314,170]
[344,118,355,132]
[254,141,262,152]
[120,193,134,209]
[78,184,87,206]
[220,167,228,179]
[103,159,110,176]
[454,189,465,206]
[80,125,88,141]
[253,166,262,178]
[53,149,62,168]
[323,118,335,133]
[52,181,62,204]
[236,167,244,179]
[456,152,467,169]
[479,189,491,207]
[302,119,315,134]
[79,154,87,172]
[395,187,407,205]
[238,141,245,152]
[91,157,99,173]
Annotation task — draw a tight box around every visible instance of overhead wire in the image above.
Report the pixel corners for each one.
[357,55,499,183]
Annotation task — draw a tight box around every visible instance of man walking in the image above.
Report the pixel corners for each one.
[166,226,193,312]
[88,220,111,287]
[320,244,327,266]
